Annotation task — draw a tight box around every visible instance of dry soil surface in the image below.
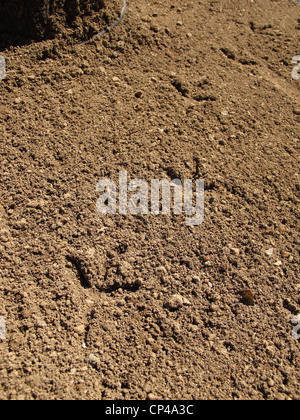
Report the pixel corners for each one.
[0,0,300,400]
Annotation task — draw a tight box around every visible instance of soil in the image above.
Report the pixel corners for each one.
[0,0,105,47]
[0,0,299,400]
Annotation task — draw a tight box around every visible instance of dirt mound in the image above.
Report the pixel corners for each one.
[0,0,106,47]
[0,0,299,401]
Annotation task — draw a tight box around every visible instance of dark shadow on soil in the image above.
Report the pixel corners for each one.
[0,0,104,49]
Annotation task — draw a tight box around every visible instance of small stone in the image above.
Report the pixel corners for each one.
[182,297,192,306]
[27,199,45,209]
[240,289,255,306]
[293,108,300,115]
[209,303,218,312]
[291,315,300,325]
[20,308,33,319]
[188,324,198,332]
[13,218,27,230]
[147,393,159,400]
[14,97,24,105]
[274,260,282,266]
[150,24,160,33]
[74,324,86,335]
[165,294,184,310]
[0,316,6,340]
[156,266,167,275]
[230,248,240,256]
[118,261,133,277]
[88,354,100,366]
[266,346,276,357]
[265,248,274,256]
[32,316,46,328]
[86,299,95,305]
[192,275,201,284]
[0,228,10,242]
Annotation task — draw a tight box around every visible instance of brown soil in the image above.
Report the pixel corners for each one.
[0,0,299,400]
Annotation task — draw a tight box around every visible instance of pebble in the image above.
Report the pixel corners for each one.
[0,228,10,243]
[26,199,45,209]
[165,294,184,310]
[14,97,24,105]
[147,393,159,400]
[118,261,133,277]
[88,354,100,366]
[32,316,46,328]
[13,218,27,230]
[230,248,240,256]
[192,275,201,284]
[274,260,282,266]
[85,299,95,306]
[0,316,6,340]
[293,108,300,115]
[74,324,86,335]
[188,324,198,332]
[156,266,168,276]
[291,314,300,325]
[265,248,274,256]
[209,303,218,312]
[266,346,276,357]
[182,297,192,306]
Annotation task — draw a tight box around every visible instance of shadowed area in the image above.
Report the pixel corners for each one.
[0,0,104,48]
